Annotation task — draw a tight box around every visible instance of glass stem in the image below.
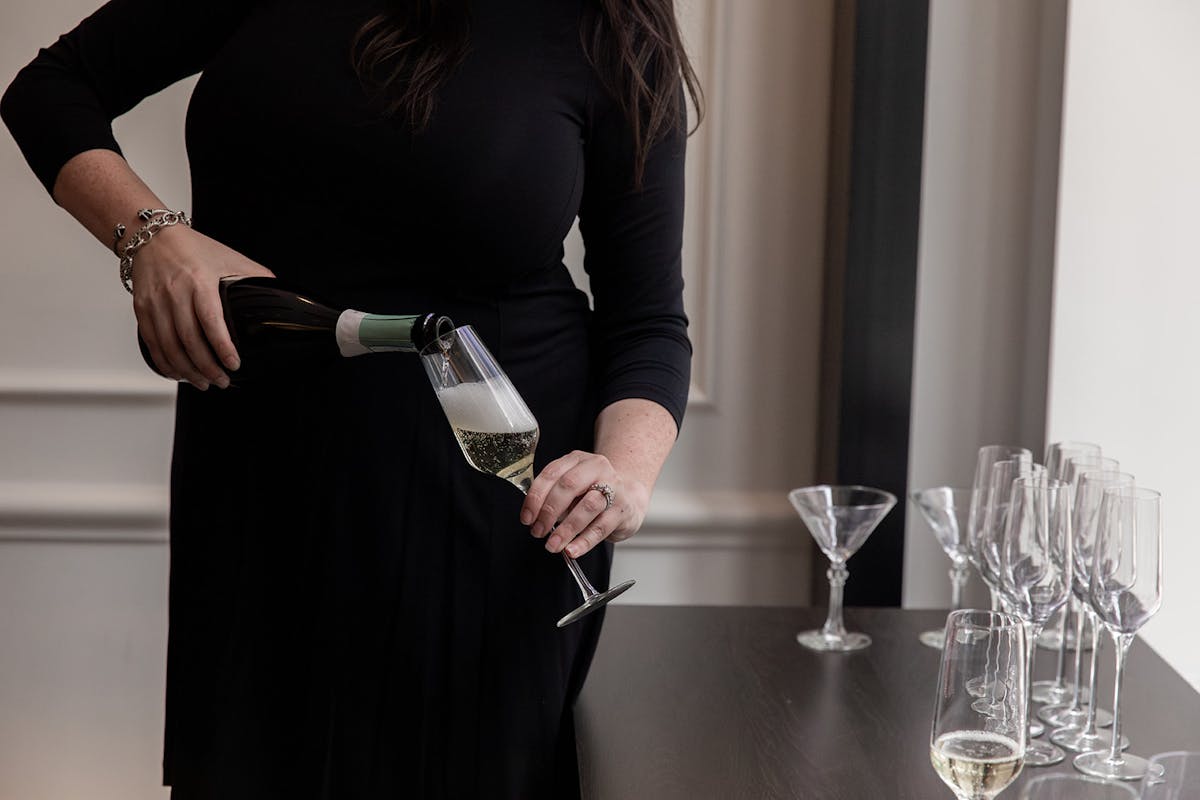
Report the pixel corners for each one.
[1068,598,1087,710]
[822,561,849,639]
[1107,632,1134,766]
[519,483,598,601]
[1081,611,1103,735]
[563,553,598,600]
[1025,622,1042,737]
[988,587,999,612]
[949,562,968,611]
[1052,604,1071,687]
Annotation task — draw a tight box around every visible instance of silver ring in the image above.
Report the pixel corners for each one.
[590,482,615,511]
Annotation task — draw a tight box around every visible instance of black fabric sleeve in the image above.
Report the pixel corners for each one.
[1,0,252,195]
[578,91,693,433]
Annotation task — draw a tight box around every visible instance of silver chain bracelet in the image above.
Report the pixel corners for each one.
[112,208,192,294]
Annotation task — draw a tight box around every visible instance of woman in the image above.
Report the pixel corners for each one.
[2,0,698,797]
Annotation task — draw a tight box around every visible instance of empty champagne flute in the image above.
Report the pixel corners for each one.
[971,446,1034,609]
[931,610,1027,800]
[1045,471,1134,745]
[1017,774,1136,799]
[421,325,635,628]
[1037,442,1101,656]
[1074,486,1163,781]
[1000,476,1072,767]
[911,487,972,649]
[788,485,896,651]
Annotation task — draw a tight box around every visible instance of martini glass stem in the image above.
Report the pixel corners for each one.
[822,562,849,639]
[949,562,968,611]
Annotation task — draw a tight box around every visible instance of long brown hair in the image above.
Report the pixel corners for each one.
[351,0,703,187]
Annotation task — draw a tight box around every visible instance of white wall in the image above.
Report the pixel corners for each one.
[1046,0,1200,691]
[0,1,831,796]
[905,0,1064,609]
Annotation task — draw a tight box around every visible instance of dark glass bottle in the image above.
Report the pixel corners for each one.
[138,276,454,385]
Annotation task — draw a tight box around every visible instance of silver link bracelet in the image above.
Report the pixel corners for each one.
[112,208,192,294]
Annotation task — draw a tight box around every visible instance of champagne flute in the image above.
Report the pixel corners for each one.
[788,485,895,651]
[999,476,1072,767]
[931,609,1027,800]
[970,446,1034,610]
[1037,443,1101,657]
[1044,471,1134,744]
[421,325,635,628]
[1074,486,1163,781]
[911,487,973,649]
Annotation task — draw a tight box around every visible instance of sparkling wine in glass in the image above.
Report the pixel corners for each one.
[910,487,972,649]
[1074,486,1163,781]
[421,325,635,627]
[931,610,1027,800]
[788,485,895,651]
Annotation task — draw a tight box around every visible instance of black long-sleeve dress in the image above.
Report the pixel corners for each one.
[2,0,690,797]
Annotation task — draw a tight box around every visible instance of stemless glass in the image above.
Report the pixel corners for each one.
[1000,476,1072,767]
[788,485,896,651]
[421,325,635,628]
[931,610,1027,800]
[1017,774,1136,799]
[971,446,1034,609]
[911,487,973,649]
[1141,751,1200,799]
[1074,487,1164,781]
[1045,471,1134,746]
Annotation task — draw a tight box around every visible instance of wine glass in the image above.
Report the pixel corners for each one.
[1141,751,1200,799]
[788,485,896,651]
[971,446,1034,609]
[911,487,973,649]
[931,609,1027,800]
[1032,455,1116,703]
[420,325,635,628]
[1044,470,1134,744]
[999,475,1072,767]
[1074,486,1164,781]
[1036,444,1102,659]
[1017,774,1136,799]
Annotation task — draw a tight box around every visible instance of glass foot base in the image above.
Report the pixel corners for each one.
[1051,726,1129,753]
[1030,720,1045,738]
[1038,628,1091,651]
[1032,679,1074,704]
[1074,750,1151,781]
[556,580,635,628]
[918,629,945,649]
[1037,703,1089,729]
[797,629,871,652]
[1026,740,1066,767]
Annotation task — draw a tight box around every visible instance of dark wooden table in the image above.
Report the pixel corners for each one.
[576,606,1200,799]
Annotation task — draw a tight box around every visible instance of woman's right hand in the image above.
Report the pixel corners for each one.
[131,225,275,390]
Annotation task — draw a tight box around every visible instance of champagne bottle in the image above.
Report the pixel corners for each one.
[138,276,454,385]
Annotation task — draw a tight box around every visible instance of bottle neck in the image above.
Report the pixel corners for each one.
[335,310,424,356]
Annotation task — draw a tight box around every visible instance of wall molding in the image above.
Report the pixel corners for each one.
[0,481,801,553]
[0,368,175,404]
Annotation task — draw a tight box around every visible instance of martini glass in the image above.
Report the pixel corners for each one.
[910,487,972,649]
[789,485,896,651]
[421,325,635,628]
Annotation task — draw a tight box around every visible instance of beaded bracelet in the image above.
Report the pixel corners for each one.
[112,208,192,294]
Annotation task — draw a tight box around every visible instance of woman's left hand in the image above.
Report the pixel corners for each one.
[520,450,649,558]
